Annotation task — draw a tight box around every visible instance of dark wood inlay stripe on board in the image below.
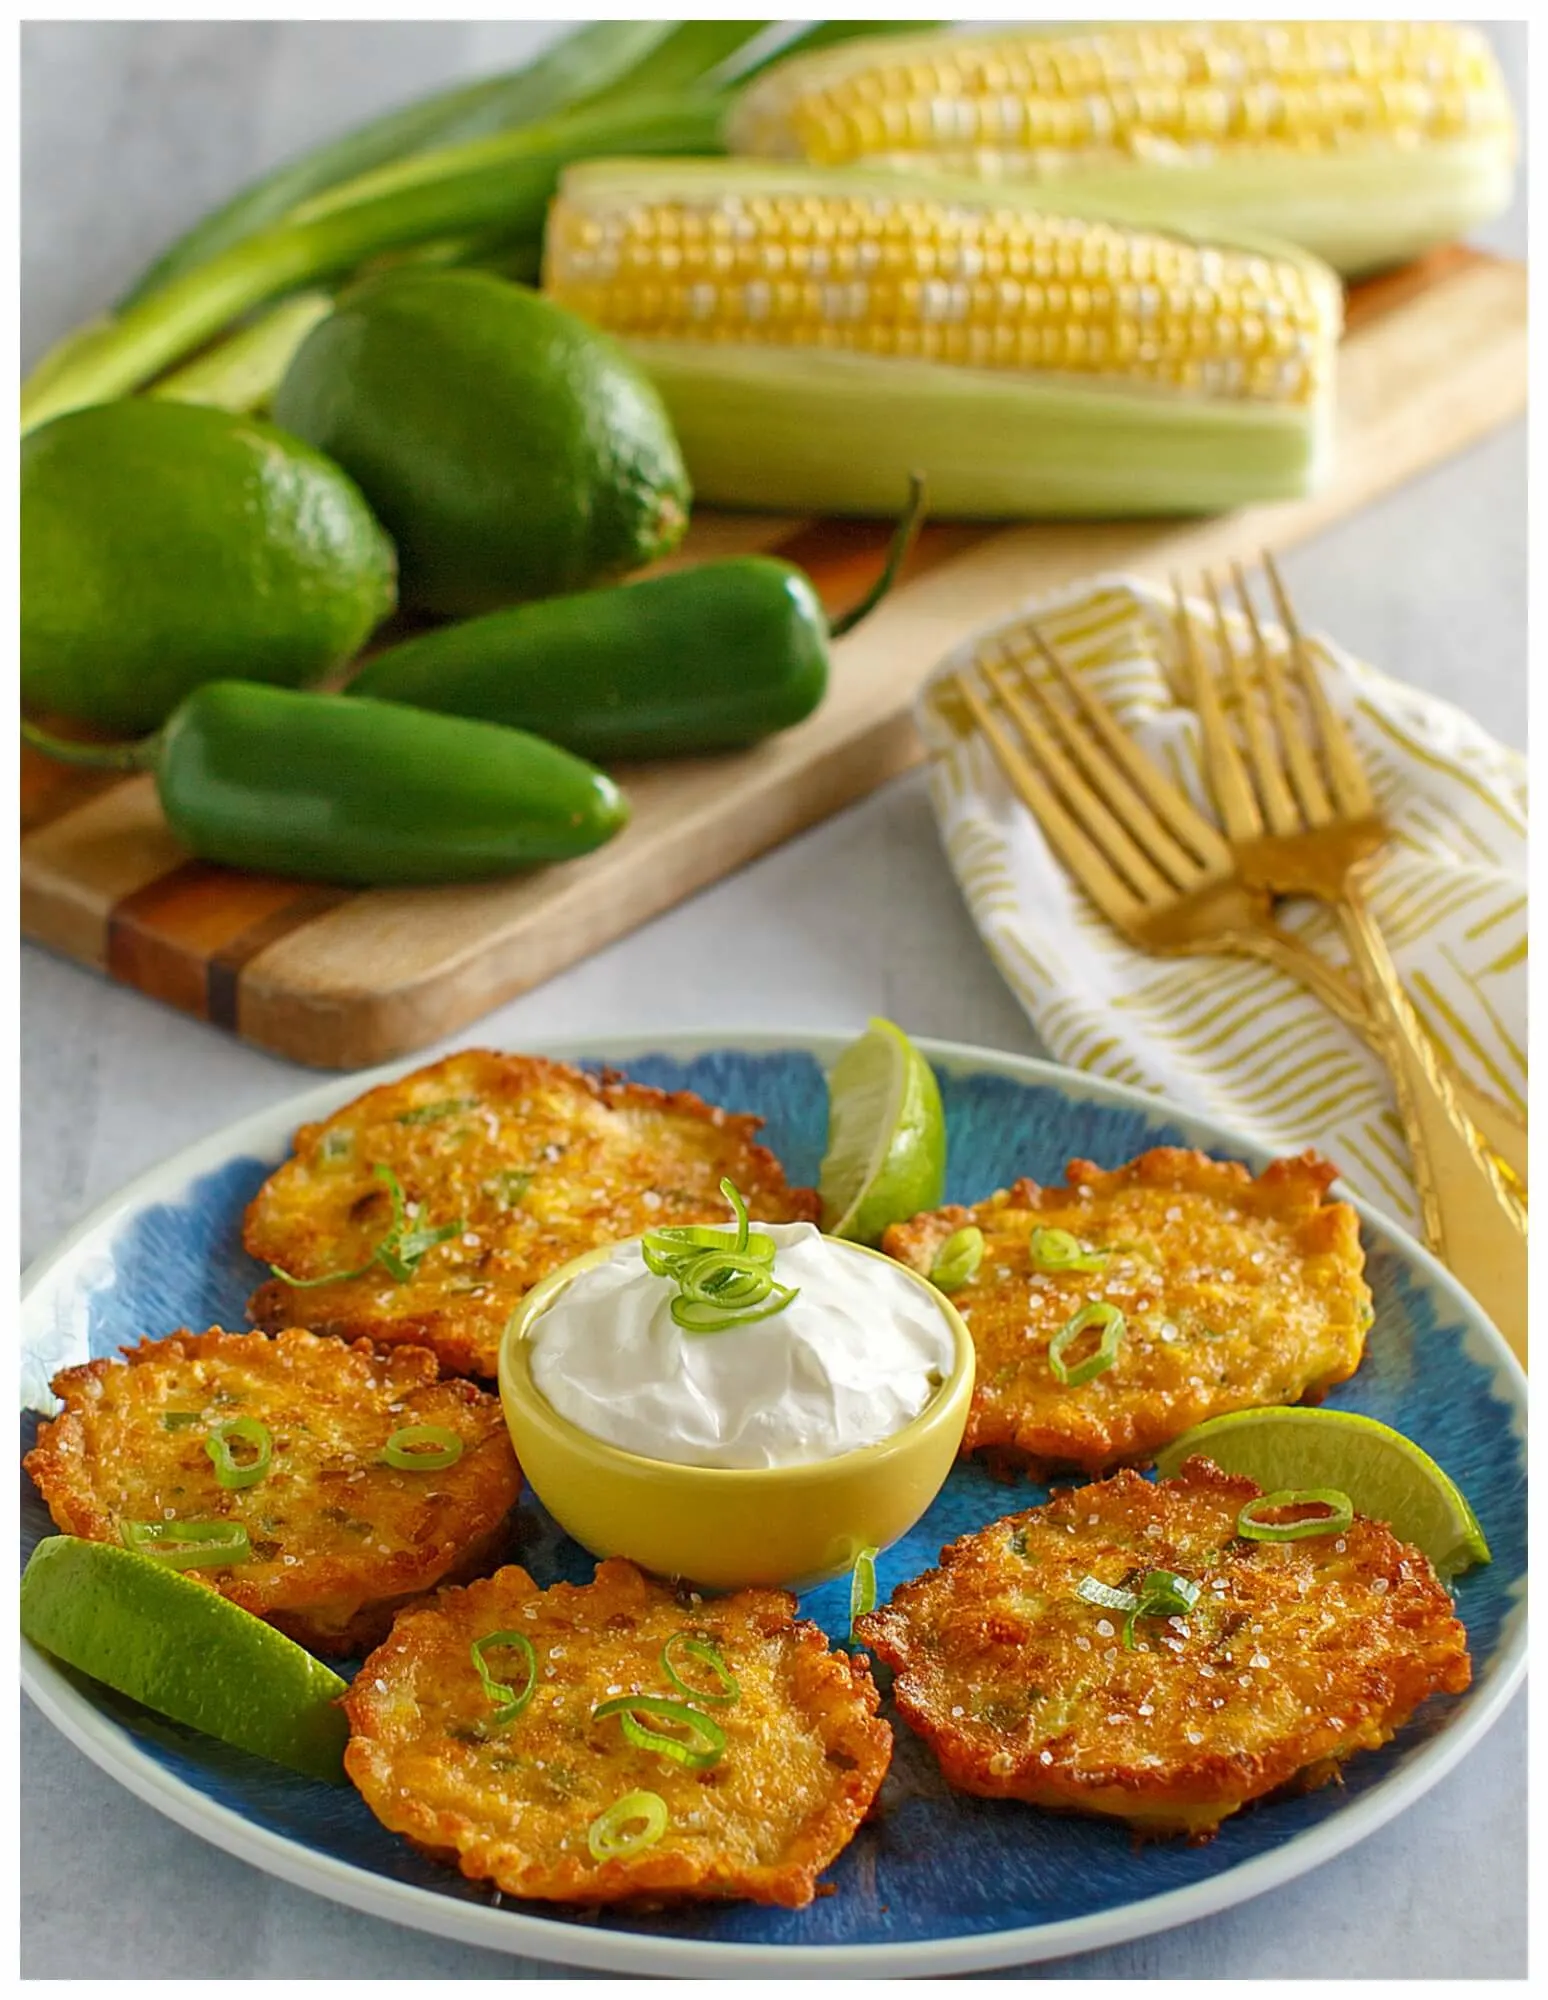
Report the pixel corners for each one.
[106,861,354,1026]
[207,887,355,1031]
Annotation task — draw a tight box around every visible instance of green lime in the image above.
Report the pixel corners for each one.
[21,398,397,733]
[819,1018,947,1245]
[1155,1406,1491,1580]
[273,268,691,617]
[20,1537,349,1781]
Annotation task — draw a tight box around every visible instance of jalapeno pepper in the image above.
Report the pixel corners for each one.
[20,682,626,886]
[346,475,927,759]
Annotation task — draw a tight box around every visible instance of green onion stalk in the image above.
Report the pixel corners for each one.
[22,20,936,429]
[21,94,726,432]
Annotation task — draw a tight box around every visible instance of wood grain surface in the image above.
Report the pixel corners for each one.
[20,246,1528,1070]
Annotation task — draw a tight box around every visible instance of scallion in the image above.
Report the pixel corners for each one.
[269,1162,461,1289]
[661,1632,740,1707]
[929,1227,984,1294]
[470,1630,538,1724]
[1048,1302,1125,1386]
[383,1424,464,1472]
[848,1547,879,1638]
[587,1788,668,1862]
[1029,1226,1109,1273]
[119,1519,252,1569]
[1236,1489,1355,1543]
[1077,1568,1201,1649]
[591,1694,727,1770]
[641,1177,799,1336]
[204,1416,273,1491]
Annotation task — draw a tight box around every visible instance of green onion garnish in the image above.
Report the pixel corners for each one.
[397,1097,478,1124]
[161,1411,201,1431]
[470,1630,538,1724]
[591,1694,728,1769]
[1236,1489,1355,1542]
[382,1424,464,1472]
[204,1416,272,1491]
[1048,1301,1125,1385]
[640,1178,799,1336]
[587,1789,668,1862]
[319,1130,353,1162]
[1077,1569,1201,1649]
[848,1547,879,1638]
[1029,1226,1109,1273]
[661,1632,740,1707]
[269,1163,463,1289]
[929,1227,984,1294]
[119,1519,252,1569]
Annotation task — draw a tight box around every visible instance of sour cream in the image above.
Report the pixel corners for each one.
[528,1223,957,1470]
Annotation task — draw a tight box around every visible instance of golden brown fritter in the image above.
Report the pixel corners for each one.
[24,1327,521,1656]
[343,1556,892,1908]
[245,1049,820,1379]
[884,1149,1371,1475]
[857,1456,1470,1840]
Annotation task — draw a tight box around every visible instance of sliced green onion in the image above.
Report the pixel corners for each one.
[1075,1575,1140,1613]
[1029,1226,1110,1273]
[1048,1301,1125,1386]
[642,1177,798,1336]
[119,1519,252,1569]
[319,1129,354,1162]
[587,1789,668,1862]
[204,1417,273,1490]
[1122,1570,1200,1650]
[487,1170,532,1207]
[591,1694,727,1769]
[383,1424,464,1472]
[161,1411,202,1431]
[930,1227,984,1294]
[1237,1489,1355,1543]
[848,1547,879,1638]
[268,1162,406,1288]
[662,1632,740,1707]
[470,1629,538,1724]
[1077,1569,1201,1648]
[397,1097,478,1125]
[269,1162,461,1288]
[378,1214,466,1281]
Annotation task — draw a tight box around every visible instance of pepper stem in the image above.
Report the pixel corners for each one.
[21,716,162,774]
[827,471,929,641]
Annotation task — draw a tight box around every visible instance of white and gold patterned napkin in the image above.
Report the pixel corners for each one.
[917,575,1527,1236]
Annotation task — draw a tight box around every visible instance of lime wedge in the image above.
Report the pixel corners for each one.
[20,1536,349,1781]
[819,1018,947,1245]
[1154,1406,1491,1581]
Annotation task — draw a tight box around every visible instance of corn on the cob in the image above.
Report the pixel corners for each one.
[543,159,1341,518]
[725,22,1517,278]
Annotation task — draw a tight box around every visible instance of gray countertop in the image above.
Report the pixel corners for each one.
[20,21,1527,1980]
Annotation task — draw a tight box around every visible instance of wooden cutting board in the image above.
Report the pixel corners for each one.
[22,246,1526,1070]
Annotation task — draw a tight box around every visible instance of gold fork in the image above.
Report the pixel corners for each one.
[942,624,1395,1040]
[1176,556,1526,1361]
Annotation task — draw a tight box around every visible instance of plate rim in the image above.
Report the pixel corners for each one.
[18,1026,1529,1977]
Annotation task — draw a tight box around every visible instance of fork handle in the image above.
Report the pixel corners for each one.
[1250,929,1528,1196]
[1337,883,1527,1368]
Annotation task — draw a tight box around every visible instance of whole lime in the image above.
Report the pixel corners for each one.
[272,268,691,617]
[22,399,397,734]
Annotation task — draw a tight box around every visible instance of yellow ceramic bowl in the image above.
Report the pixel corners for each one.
[498,1237,974,1592]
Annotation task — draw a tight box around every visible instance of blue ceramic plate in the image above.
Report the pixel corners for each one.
[20,1032,1527,1977]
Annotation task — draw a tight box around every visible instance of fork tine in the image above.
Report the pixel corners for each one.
[1172,577,1263,843]
[1236,560,1332,827]
[1262,550,1377,819]
[1021,619,1233,876]
[1214,567,1301,837]
[978,647,1175,903]
[950,665,1146,933]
